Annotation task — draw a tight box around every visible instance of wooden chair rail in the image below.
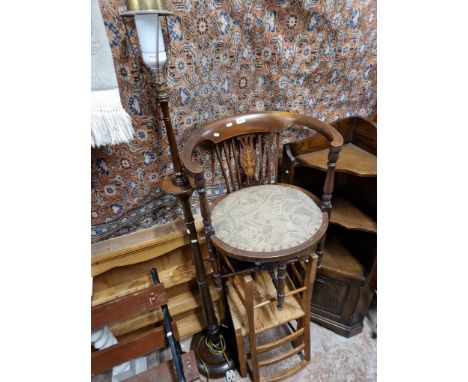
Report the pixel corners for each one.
[253,286,307,309]
[257,343,305,367]
[91,274,195,381]
[231,275,247,306]
[256,328,305,354]
[260,359,308,382]
[92,283,167,330]
[91,326,177,375]
[289,263,305,286]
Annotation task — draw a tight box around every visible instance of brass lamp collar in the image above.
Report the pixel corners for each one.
[120,0,174,16]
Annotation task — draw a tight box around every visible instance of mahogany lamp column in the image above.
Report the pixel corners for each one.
[120,1,235,377]
[157,83,235,378]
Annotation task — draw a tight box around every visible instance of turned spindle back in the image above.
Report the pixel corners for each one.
[211,131,282,192]
[182,112,342,197]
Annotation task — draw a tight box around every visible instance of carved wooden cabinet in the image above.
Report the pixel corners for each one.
[282,116,377,337]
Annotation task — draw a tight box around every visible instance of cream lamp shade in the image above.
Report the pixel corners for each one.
[134,14,166,69]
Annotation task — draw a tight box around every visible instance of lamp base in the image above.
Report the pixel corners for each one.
[190,325,236,378]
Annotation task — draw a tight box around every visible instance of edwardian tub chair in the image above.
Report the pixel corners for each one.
[181,111,342,381]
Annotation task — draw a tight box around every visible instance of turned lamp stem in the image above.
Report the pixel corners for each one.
[120,1,234,377]
[154,79,185,186]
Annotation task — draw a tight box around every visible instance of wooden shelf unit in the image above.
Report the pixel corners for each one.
[321,235,366,282]
[330,197,377,233]
[283,116,377,337]
[295,143,377,177]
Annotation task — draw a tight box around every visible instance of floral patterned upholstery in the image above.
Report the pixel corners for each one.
[212,185,323,252]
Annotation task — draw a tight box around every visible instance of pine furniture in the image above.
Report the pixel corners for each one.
[91,218,225,343]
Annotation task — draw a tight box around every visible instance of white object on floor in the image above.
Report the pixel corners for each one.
[92,326,147,380]
[226,369,236,382]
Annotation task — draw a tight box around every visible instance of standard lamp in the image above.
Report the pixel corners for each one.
[119,0,235,378]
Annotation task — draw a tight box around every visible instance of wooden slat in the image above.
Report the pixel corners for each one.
[227,270,305,337]
[91,218,204,277]
[258,343,304,367]
[171,298,225,339]
[223,141,237,191]
[258,133,263,184]
[231,276,246,306]
[331,197,377,233]
[92,254,213,307]
[92,283,167,330]
[114,297,224,343]
[295,143,377,177]
[124,352,199,382]
[215,144,231,193]
[289,263,304,286]
[260,359,308,382]
[274,133,280,181]
[265,135,271,181]
[253,287,306,309]
[92,326,167,375]
[231,139,242,188]
[257,328,304,354]
[108,282,221,337]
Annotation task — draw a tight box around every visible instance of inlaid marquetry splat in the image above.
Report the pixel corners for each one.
[238,135,257,178]
[212,132,281,192]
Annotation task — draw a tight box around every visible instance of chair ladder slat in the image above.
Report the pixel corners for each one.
[258,343,305,367]
[231,277,246,306]
[253,287,307,309]
[259,359,308,382]
[289,262,304,286]
[257,328,304,354]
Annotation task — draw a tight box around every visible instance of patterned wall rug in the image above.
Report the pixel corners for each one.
[91,0,377,243]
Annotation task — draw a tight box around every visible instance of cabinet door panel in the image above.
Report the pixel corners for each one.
[312,275,349,317]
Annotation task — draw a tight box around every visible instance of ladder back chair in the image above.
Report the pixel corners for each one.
[182,111,342,381]
[91,274,199,382]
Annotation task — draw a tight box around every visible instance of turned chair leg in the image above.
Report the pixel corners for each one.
[277,262,287,310]
[235,329,247,378]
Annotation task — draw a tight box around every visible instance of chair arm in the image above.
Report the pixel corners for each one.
[293,114,343,149]
[181,134,206,188]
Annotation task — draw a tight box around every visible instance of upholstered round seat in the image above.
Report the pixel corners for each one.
[211,184,323,253]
